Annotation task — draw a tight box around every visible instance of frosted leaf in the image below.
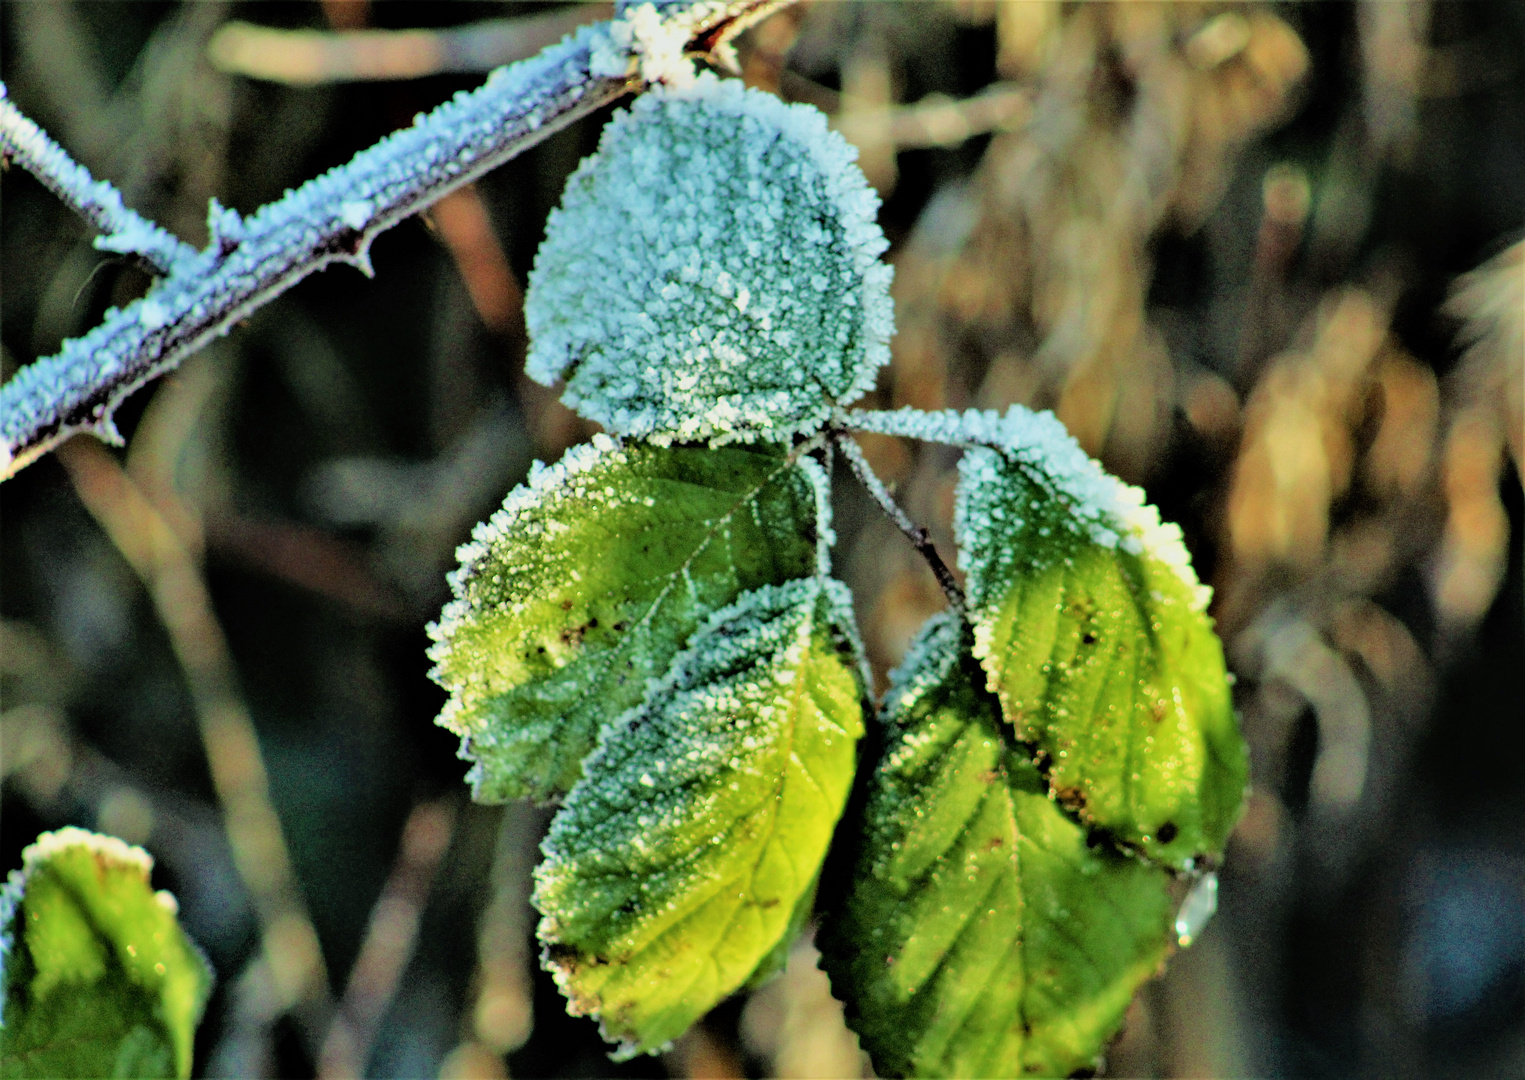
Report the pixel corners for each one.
[535,577,866,1057]
[939,411,1245,867]
[846,405,1209,610]
[818,615,1174,1079]
[0,828,210,1078]
[526,73,894,445]
[427,437,830,801]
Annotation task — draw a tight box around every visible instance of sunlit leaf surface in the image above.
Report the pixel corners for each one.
[956,429,1246,867]
[0,829,210,1080]
[429,437,826,801]
[535,578,865,1057]
[820,615,1174,1079]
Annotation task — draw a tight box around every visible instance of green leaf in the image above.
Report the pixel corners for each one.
[819,615,1174,1079]
[524,74,893,446]
[429,436,828,801]
[954,412,1246,867]
[1,829,211,1080]
[534,578,866,1057]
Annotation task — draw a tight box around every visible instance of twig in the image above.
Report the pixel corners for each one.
[833,430,966,618]
[208,8,610,85]
[0,0,788,481]
[58,438,335,1049]
[317,799,457,1080]
[835,82,1032,151]
[0,83,197,274]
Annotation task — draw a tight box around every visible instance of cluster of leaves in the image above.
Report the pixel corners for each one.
[0,829,210,1079]
[429,73,1246,1075]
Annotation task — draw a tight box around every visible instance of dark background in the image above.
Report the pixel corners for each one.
[3,2,1522,1077]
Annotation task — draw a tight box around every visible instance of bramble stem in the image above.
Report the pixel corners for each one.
[0,82,197,274]
[0,0,786,482]
[834,430,966,617]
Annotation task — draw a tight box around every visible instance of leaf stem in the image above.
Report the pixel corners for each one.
[833,430,966,618]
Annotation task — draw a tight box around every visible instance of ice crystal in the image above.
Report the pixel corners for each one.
[526,73,894,445]
[847,406,1210,610]
[593,2,697,86]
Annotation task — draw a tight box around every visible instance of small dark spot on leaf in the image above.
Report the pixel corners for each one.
[613,620,629,631]
[561,600,574,611]
[1082,631,1098,645]
[588,617,599,629]
[1156,821,1178,844]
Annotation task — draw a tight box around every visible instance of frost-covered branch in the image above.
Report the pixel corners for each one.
[0,83,197,274]
[0,0,784,481]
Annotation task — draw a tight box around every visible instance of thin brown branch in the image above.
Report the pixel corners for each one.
[207,8,610,86]
[57,438,335,1046]
[317,799,458,1080]
[833,430,966,618]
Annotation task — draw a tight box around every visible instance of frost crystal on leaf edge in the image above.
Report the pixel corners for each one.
[846,406,1211,611]
[525,73,894,446]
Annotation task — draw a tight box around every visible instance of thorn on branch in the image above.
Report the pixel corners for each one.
[0,0,794,482]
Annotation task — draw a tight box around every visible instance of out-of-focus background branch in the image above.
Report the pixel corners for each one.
[3,2,1521,1078]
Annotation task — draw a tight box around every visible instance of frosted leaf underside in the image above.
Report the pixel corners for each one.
[428,437,825,802]
[819,616,1174,1079]
[525,73,893,445]
[955,430,1246,867]
[534,578,865,1057]
[0,829,210,1080]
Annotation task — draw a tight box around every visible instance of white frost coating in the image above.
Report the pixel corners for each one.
[427,433,624,660]
[0,867,20,1026]
[526,72,894,445]
[339,199,373,230]
[795,454,837,578]
[848,407,1210,610]
[595,3,698,86]
[5,4,761,475]
[18,826,156,877]
[1174,871,1218,947]
[138,299,169,331]
[0,82,195,275]
[881,610,963,725]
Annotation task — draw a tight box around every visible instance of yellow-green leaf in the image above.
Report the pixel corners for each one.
[535,578,865,1057]
[428,437,826,801]
[0,829,211,1080]
[819,615,1174,1079]
[953,409,1246,866]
